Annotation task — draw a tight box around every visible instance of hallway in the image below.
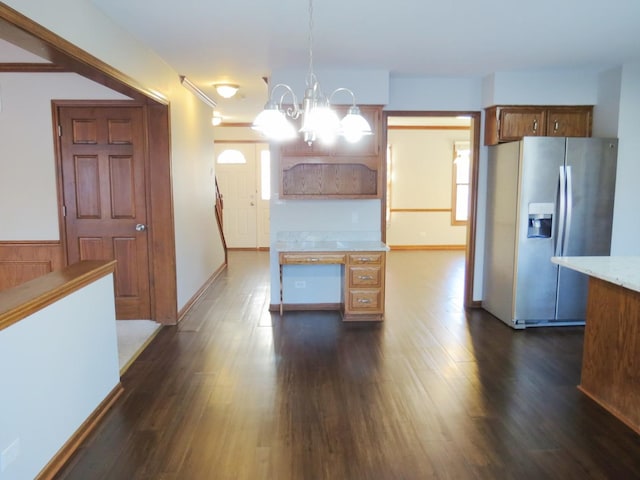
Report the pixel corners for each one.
[56,251,640,479]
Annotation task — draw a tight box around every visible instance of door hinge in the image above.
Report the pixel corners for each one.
[57,124,62,137]
[62,205,66,217]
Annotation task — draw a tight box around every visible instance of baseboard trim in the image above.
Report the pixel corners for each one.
[389,245,466,251]
[36,382,124,480]
[228,247,270,251]
[177,262,227,322]
[269,302,341,312]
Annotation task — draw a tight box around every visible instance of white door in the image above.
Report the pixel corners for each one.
[215,143,270,248]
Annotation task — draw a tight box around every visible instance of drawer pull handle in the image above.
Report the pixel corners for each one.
[357,257,372,262]
[358,275,374,280]
[308,258,319,262]
[357,298,372,304]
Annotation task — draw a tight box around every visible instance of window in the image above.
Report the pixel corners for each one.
[452,141,470,225]
[216,149,246,164]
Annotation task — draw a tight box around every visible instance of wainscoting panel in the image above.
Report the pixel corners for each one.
[0,241,65,291]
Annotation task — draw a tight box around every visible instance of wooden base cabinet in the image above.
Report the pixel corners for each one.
[277,250,386,321]
[344,252,386,321]
[484,105,593,145]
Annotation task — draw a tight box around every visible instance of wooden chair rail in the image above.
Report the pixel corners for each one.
[0,260,116,331]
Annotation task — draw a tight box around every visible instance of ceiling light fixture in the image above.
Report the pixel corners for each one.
[252,0,371,145]
[214,83,239,99]
[211,111,223,126]
[179,75,217,108]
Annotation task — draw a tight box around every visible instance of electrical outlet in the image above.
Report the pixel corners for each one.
[294,280,306,288]
[1,438,20,472]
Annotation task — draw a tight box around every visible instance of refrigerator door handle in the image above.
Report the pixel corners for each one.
[563,166,573,255]
[555,166,566,257]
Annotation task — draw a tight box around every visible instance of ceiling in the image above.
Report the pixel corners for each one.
[3,0,640,123]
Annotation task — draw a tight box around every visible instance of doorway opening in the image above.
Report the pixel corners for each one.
[383,111,481,309]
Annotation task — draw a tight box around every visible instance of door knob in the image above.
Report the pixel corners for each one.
[135,223,147,232]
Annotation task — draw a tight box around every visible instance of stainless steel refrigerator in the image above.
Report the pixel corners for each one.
[483,137,617,329]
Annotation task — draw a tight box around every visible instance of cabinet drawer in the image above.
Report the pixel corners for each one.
[347,289,383,311]
[348,266,382,287]
[280,252,346,265]
[347,253,383,265]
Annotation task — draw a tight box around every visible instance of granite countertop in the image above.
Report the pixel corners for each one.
[274,231,389,253]
[274,240,389,252]
[551,256,640,293]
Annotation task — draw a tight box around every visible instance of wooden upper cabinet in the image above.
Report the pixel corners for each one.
[484,105,593,145]
[280,105,381,157]
[499,107,546,141]
[546,107,592,138]
[279,105,384,199]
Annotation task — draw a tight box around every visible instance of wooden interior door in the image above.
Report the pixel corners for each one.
[59,105,151,319]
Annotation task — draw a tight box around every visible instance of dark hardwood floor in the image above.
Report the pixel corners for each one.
[56,250,640,479]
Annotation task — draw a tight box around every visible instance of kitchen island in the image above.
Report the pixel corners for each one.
[274,233,389,321]
[551,256,640,434]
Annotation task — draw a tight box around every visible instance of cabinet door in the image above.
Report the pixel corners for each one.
[281,105,381,157]
[546,108,592,137]
[500,108,546,141]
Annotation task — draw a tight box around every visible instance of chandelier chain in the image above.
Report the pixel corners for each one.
[307,0,314,87]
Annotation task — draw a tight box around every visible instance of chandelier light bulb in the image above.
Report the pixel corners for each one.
[251,0,370,146]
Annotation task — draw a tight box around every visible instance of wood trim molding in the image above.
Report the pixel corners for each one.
[0,241,65,291]
[463,113,482,308]
[219,122,256,128]
[177,262,227,322]
[390,208,452,213]
[0,4,166,104]
[0,62,69,72]
[35,383,124,480]
[0,260,116,331]
[389,245,466,251]
[214,139,266,144]
[144,103,178,324]
[387,125,470,131]
[269,303,342,312]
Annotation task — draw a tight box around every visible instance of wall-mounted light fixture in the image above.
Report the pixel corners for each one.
[214,83,239,99]
[179,75,217,108]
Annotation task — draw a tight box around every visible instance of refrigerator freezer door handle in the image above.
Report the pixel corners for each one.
[563,166,573,255]
[555,166,566,257]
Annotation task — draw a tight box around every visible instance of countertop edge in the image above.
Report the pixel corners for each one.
[551,256,640,293]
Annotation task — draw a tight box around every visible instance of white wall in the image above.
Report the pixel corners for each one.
[485,69,600,106]
[593,67,622,137]
[611,60,640,255]
[0,274,120,480]
[386,128,468,247]
[0,73,129,240]
[3,0,225,311]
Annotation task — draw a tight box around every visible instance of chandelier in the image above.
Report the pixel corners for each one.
[252,0,372,145]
